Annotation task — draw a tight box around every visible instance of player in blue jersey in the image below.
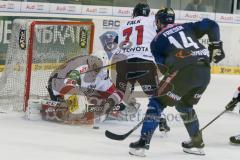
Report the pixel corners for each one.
[129,8,225,156]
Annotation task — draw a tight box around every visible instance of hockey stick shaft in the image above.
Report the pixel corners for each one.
[83,61,168,75]
[200,109,227,132]
[82,62,117,74]
[200,100,238,132]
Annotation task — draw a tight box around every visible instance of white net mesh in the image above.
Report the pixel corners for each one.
[0,19,94,112]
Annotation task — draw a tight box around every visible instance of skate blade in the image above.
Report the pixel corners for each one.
[230,142,240,145]
[183,148,205,156]
[129,148,146,157]
[159,131,169,138]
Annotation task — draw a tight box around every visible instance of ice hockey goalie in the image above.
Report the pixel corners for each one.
[42,52,123,124]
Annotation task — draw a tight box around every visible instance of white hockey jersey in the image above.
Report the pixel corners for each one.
[115,16,157,61]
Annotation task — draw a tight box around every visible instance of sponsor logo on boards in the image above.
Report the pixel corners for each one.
[79,27,87,48]
[19,29,26,50]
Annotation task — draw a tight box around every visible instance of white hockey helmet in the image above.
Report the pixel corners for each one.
[87,51,109,72]
[92,50,109,66]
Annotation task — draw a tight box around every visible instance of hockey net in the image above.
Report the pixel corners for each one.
[0,19,94,113]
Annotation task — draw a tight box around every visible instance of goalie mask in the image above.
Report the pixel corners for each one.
[87,51,109,73]
[66,70,81,86]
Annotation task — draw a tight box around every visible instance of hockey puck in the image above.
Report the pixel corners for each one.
[93,126,99,129]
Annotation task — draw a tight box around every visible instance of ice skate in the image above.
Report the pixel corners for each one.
[159,118,170,132]
[230,135,240,145]
[158,118,170,137]
[129,138,149,157]
[182,132,205,155]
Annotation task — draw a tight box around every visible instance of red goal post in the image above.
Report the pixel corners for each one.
[24,21,94,112]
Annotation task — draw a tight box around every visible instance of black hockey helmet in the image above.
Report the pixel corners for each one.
[155,8,175,25]
[132,3,150,17]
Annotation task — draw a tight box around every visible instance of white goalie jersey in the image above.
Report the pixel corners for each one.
[48,55,122,104]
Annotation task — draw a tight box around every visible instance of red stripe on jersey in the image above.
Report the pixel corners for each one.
[98,84,116,99]
[116,90,124,100]
[59,85,75,97]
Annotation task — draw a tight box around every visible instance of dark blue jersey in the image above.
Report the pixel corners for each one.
[151,18,220,65]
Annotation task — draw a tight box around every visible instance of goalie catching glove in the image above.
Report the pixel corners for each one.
[208,41,225,63]
[66,94,79,113]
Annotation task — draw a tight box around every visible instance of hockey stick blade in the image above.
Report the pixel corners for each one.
[105,119,144,141]
[105,130,130,141]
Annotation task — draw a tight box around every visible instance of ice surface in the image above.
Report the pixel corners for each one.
[0,74,239,160]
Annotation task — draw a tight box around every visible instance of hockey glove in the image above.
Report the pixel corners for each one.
[208,41,225,63]
[225,98,239,111]
[226,88,240,111]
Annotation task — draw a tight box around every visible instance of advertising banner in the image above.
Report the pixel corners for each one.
[49,3,82,15]
[215,13,235,23]
[20,2,50,13]
[112,7,132,17]
[0,16,91,65]
[82,5,112,16]
[179,10,215,21]
[211,66,240,74]
[0,1,21,12]
[0,11,239,74]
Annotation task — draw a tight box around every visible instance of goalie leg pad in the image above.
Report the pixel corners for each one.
[41,100,68,122]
